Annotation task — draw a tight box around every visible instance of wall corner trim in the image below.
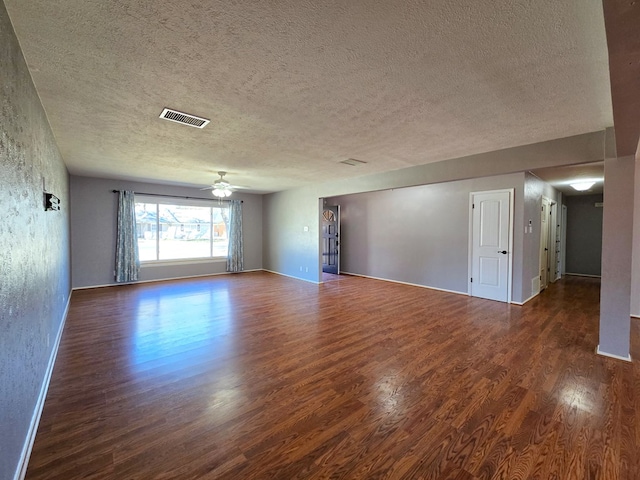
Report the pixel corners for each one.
[596,345,632,363]
[262,269,321,284]
[340,272,468,296]
[510,291,540,306]
[72,269,265,291]
[15,294,72,480]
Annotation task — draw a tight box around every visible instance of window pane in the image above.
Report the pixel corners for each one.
[135,202,158,261]
[158,204,212,260]
[135,200,229,262]
[212,207,229,257]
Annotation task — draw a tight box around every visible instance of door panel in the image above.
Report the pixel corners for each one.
[479,257,500,286]
[471,191,511,302]
[480,200,500,247]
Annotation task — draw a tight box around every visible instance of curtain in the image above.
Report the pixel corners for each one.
[115,190,140,283]
[226,199,244,272]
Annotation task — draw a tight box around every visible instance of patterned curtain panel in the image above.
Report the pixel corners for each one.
[226,199,244,272]
[115,190,140,283]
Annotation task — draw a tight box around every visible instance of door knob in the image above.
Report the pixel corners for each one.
[498,250,507,254]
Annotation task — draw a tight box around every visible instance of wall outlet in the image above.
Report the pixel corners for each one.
[300,266,303,271]
[305,267,308,272]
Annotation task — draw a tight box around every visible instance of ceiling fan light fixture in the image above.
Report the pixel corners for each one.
[210,171,233,197]
[212,187,232,198]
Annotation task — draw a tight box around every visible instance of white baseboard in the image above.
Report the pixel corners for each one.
[631,314,640,319]
[262,269,321,284]
[72,269,264,291]
[511,291,540,306]
[565,273,602,278]
[596,345,632,363]
[340,271,468,296]
[15,294,71,480]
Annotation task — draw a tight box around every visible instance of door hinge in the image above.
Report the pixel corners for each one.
[472,203,475,209]
[470,277,473,283]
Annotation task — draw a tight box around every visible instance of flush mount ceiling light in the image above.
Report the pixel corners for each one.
[570,181,596,191]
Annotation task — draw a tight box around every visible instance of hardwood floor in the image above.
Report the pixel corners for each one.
[26,272,639,479]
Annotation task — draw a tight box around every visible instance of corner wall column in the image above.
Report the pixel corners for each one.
[630,151,640,317]
[598,155,635,361]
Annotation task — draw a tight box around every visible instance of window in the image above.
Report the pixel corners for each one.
[135,196,229,262]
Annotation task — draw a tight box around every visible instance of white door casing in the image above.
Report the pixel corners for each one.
[469,190,513,302]
[540,197,551,290]
[549,201,558,282]
[560,204,567,277]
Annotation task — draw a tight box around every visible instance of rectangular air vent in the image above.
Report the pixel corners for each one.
[340,158,367,166]
[159,108,210,128]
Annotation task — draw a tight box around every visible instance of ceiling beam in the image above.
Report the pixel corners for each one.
[603,0,640,157]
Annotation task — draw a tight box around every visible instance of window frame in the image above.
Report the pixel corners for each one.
[135,195,229,266]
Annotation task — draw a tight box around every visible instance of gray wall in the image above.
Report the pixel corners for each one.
[564,194,604,276]
[326,173,559,303]
[263,132,603,290]
[327,173,526,298]
[631,154,640,317]
[0,2,71,479]
[522,173,562,298]
[70,175,263,288]
[599,156,634,359]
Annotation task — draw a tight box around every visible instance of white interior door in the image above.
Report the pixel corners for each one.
[470,190,512,302]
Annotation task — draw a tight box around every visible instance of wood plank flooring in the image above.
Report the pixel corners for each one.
[26,272,639,479]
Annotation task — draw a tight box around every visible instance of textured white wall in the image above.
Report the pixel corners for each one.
[0,2,71,478]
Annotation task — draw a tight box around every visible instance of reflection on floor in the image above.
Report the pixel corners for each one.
[26,272,639,479]
[321,271,342,282]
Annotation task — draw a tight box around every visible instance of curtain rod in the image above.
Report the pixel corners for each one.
[111,190,242,203]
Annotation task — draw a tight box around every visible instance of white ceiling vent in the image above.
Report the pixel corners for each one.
[159,108,210,128]
[340,158,367,166]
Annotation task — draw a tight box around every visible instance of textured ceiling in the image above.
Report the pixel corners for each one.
[5,0,614,193]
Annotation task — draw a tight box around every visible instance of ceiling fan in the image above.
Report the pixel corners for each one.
[201,171,234,198]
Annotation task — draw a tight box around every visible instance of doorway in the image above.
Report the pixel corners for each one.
[322,205,339,274]
[540,197,558,290]
[469,190,513,302]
